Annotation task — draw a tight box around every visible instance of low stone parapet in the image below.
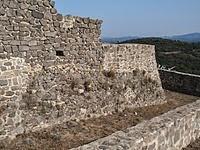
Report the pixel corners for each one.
[72,100,200,150]
[159,69,200,96]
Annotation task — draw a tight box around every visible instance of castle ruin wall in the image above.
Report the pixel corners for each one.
[0,0,165,140]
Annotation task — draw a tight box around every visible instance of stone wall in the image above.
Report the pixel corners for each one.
[0,0,102,69]
[103,44,158,78]
[0,57,31,139]
[159,69,200,96]
[103,44,165,108]
[72,100,200,150]
[0,0,165,140]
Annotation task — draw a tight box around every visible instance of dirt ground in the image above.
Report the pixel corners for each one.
[0,90,199,150]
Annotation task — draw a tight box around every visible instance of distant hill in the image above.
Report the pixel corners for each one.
[101,36,138,43]
[165,33,200,43]
[102,33,200,43]
[120,37,200,75]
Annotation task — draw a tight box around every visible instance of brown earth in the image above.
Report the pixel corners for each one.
[0,90,199,150]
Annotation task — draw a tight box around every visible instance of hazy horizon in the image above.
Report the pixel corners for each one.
[54,0,200,37]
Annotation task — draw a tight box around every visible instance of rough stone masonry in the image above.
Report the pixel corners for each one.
[0,0,165,140]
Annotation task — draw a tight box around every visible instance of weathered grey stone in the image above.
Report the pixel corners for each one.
[174,130,180,144]
[1,66,7,71]
[4,62,12,66]
[12,46,19,52]
[56,14,63,21]
[8,111,16,118]
[14,26,20,31]
[19,46,29,51]
[29,41,37,46]
[11,86,20,91]
[5,91,15,96]
[14,126,24,135]
[50,8,57,14]
[50,1,55,7]
[9,1,18,9]
[0,80,8,86]
[0,88,5,95]
[0,130,6,135]
[0,8,6,16]
[31,10,44,19]
[5,25,13,31]
[45,32,57,37]
[23,138,35,146]
[53,21,60,27]
[0,46,4,53]
[4,45,12,53]
[148,143,156,150]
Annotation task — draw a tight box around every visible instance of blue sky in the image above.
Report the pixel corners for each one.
[54,0,200,37]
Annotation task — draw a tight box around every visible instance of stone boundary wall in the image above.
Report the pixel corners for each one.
[0,53,165,140]
[102,44,158,79]
[159,69,200,96]
[72,100,200,150]
[102,44,165,108]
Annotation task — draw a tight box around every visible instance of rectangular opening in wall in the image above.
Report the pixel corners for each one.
[56,50,65,56]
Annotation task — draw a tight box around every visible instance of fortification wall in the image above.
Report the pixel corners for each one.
[0,0,165,140]
[159,69,200,96]
[102,44,158,78]
[73,100,200,150]
[0,0,102,68]
[102,44,165,108]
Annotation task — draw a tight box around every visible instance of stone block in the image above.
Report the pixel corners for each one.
[0,80,8,86]
[11,86,20,91]
[56,14,63,21]
[10,40,20,46]
[174,130,180,144]
[148,142,156,150]
[0,88,5,95]
[0,8,6,16]
[50,8,57,14]
[14,26,19,31]
[29,41,37,46]
[1,66,7,71]
[5,25,14,31]
[31,10,44,19]
[12,46,19,52]
[4,62,12,66]
[45,31,57,37]
[50,0,55,7]
[12,78,19,86]
[0,46,4,53]
[19,46,29,52]
[4,45,12,53]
